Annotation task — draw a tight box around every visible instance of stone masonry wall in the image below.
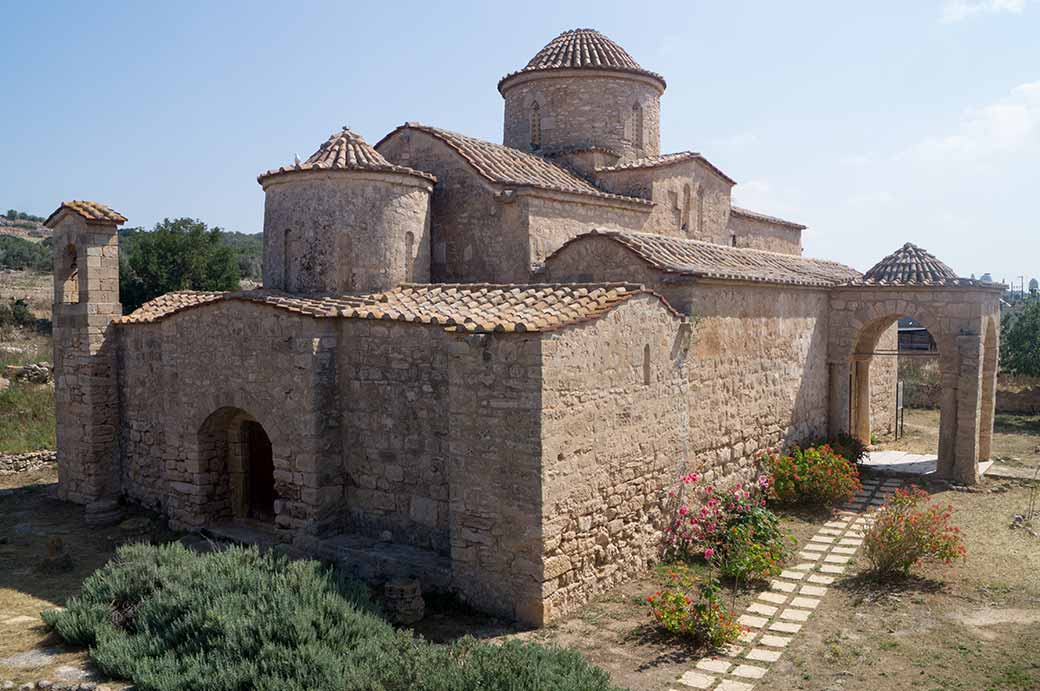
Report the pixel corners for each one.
[377,130,530,283]
[261,171,431,293]
[336,320,452,553]
[539,295,688,620]
[117,302,340,534]
[446,332,546,623]
[726,212,802,256]
[502,73,662,162]
[870,325,898,438]
[593,161,733,244]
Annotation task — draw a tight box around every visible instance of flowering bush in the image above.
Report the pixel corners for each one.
[666,473,791,582]
[646,565,743,647]
[864,487,966,576]
[761,444,861,505]
[805,433,867,464]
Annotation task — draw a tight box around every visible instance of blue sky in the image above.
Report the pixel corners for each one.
[3,0,1037,283]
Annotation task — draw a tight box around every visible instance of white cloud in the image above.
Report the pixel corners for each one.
[909,80,1040,161]
[940,0,1027,23]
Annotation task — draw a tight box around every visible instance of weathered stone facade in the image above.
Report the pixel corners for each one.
[49,28,1000,628]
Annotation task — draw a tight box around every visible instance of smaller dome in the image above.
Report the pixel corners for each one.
[499,28,665,92]
[258,127,434,184]
[862,242,959,284]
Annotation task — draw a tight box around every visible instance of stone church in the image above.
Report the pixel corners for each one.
[47,29,1002,625]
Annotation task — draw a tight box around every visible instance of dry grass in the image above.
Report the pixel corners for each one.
[882,408,1040,470]
[0,270,51,320]
[0,331,54,454]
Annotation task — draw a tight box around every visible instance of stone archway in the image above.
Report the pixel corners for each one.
[197,407,281,523]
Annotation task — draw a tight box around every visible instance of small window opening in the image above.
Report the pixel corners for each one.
[632,103,644,149]
[681,184,691,231]
[59,244,79,304]
[530,102,542,149]
[404,231,415,283]
[730,233,738,247]
[696,186,705,235]
[642,344,651,385]
[282,229,293,290]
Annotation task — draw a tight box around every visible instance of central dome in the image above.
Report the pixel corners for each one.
[499,28,666,92]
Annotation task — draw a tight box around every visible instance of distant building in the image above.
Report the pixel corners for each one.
[898,316,937,352]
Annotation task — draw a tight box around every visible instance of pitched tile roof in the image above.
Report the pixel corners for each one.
[730,206,806,230]
[860,243,960,285]
[379,124,651,206]
[551,230,860,287]
[258,127,435,184]
[499,29,666,92]
[594,151,736,185]
[44,201,126,228]
[116,283,675,333]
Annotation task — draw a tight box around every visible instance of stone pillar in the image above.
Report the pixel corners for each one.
[827,361,852,437]
[48,210,123,507]
[951,334,984,485]
[935,366,959,479]
[852,356,872,444]
[978,327,999,461]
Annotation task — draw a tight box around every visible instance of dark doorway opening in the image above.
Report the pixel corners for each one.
[243,420,275,522]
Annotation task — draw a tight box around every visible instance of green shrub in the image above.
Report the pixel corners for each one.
[43,543,619,691]
[0,235,51,272]
[761,444,862,506]
[863,486,966,577]
[646,565,742,647]
[0,380,55,452]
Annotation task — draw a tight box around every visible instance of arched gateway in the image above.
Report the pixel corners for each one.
[827,243,1002,484]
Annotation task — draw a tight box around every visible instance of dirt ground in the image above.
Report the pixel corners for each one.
[0,270,51,320]
[883,408,1040,471]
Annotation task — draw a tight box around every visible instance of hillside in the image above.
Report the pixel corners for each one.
[0,209,49,242]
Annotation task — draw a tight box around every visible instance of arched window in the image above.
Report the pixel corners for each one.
[530,102,542,149]
[404,231,415,283]
[632,102,644,149]
[681,184,691,231]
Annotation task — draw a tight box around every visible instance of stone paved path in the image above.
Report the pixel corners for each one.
[671,477,902,690]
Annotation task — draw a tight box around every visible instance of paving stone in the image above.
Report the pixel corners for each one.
[823,521,848,529]
[818,528,843,536]
[778,570,805,580]
[738,629,759,644]
[790,596,820,609]
[798,551,821,561]
[779,608,812,622]
[696,658,732,673]
[678,670,716,688]
[732,664,768,679]
[720,643,744,657]
[716,681,755,691]
[807,574,835,584]
[823,554,851,564]
[746,648,782,662]
[738,615,768,629]
[758,591,787,605]
[802,543,827,552]
[819,564,845,574]
[838,538,863,546]
[758,634,792,648]
[747,603,777,616]
[831,546,857,555]
[793,562,815,571]
[769,621,802,634]
[770,579,796,592]
[799,585,828,596]
[809,536,835,544]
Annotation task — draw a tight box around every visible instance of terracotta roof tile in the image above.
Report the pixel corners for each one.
[380,124,651,206]
[44,201,126,228]
[258,127,435,184]
[499,29,666,92]
[594,151,736,185]
[552,230,860,287]
[115,283,676,333]
[730,206,806,230]
[858,243,963,286]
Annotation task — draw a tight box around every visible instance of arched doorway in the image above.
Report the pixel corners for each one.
[197,408,279,523]
[849,314,948,477]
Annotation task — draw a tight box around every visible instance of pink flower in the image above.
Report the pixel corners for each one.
[704,548,715,559]
[679,506,688,516]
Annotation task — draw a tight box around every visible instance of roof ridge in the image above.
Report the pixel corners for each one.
[593,151,736,185]
[379,124,652,206]
[730,206,807,230]
[44,201,127,228]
